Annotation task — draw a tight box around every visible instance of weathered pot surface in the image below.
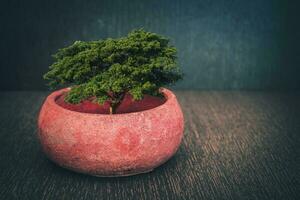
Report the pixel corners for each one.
[37,87,184,177]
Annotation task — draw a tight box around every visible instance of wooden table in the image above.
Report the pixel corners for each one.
[0,91,299,200]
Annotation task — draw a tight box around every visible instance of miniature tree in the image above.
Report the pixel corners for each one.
[44,29,183,114]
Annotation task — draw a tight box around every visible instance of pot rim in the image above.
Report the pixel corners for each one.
[46,87,176,117]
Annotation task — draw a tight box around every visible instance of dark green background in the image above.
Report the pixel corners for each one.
[1,0,299,90]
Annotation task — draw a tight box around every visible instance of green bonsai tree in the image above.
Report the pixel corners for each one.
[44,29,183,114]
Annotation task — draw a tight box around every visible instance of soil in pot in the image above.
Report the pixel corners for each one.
[56,92,166,114]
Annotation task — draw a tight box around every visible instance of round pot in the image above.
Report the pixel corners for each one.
[37,87,184,177]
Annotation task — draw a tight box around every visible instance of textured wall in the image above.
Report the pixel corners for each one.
[1,0,299,90]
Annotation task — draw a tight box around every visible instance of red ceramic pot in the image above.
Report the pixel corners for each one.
[37,88,184,176]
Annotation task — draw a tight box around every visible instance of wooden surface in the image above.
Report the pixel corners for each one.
[0,91,299,200]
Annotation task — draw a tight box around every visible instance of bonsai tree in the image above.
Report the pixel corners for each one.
[44,29,183,114]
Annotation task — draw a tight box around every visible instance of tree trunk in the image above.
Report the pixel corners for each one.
[109,93,125,114]
[109,104,118,114]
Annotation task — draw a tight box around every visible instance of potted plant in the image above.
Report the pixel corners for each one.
[38,29,184,176]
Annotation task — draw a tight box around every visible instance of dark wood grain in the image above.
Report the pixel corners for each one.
[0,91,299,200]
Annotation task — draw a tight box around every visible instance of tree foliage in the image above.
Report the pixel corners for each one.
[44,29,183,113]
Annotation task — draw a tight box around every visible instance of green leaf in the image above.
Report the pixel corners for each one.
[44,29,183,107]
